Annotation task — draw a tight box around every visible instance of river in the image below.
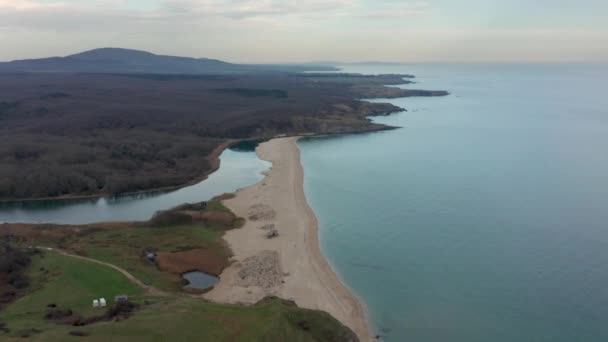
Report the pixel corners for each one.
[0,148,270,224]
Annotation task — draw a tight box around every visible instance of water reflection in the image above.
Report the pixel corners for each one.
[182,271,218,290]
[0,148,270,225]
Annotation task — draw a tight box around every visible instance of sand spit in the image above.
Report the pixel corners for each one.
[205,137,371,340]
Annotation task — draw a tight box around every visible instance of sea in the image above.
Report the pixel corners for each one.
[299,63,608,341]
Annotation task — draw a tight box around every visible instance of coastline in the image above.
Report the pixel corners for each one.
[0,140,235,204]
[205,137,372,341]
[0,126,398,204]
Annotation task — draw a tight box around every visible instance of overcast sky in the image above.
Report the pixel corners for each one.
[0,0,607,63]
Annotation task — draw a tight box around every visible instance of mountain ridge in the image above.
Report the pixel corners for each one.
[0,48,336,74]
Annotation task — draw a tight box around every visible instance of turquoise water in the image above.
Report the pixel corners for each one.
[0,148,270,224]
[299,64,608,341]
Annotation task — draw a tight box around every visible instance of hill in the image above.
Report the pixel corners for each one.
[0,48,336,74]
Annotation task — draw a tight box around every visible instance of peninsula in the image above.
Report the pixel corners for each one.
[0,48,449,341]
[0,48,447,201]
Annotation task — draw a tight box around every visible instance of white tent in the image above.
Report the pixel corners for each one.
[99,298,107,307]
[92,299,100,308]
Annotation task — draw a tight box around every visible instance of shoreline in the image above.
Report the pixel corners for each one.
[0,140,236,204]
[0,127,399,205]
[205,137,373,341]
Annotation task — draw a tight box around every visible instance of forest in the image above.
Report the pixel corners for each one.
[0,72,446,200]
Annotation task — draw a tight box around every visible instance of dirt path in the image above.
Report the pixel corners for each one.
[36,247,170,297]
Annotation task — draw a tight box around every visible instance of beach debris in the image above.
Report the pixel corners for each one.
[237,251,282,290]
[265,229,279,239]
[248,204,276,221]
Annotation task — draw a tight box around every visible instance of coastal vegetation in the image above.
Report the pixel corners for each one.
[0,251,356,340]
[0,239,34,311]
[0,199,359,341]
[1,200,239,292]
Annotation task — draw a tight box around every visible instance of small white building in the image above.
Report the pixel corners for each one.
[92,299,100,308]
[99,298,107,307]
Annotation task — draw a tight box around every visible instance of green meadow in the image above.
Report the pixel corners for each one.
[0,246,356,341]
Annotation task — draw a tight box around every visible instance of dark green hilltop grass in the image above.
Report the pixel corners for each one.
[0,252,357,341]
[0,252,144,339]
[0,200,359,341]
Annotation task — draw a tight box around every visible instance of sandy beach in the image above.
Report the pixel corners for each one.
[205,137,371,341]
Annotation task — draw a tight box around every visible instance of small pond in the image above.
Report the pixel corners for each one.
[182,271,218,290]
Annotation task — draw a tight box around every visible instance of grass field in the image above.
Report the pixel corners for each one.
[64,224,230,292]
[5,201,241,292]
[0,252,144,338]
[0,251,357,341]
[0,201,358,341]
[74,298,359,342]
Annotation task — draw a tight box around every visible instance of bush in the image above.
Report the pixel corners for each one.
[0,240,32,309]
[149,210,193,227]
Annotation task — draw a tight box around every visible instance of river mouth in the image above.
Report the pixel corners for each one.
[228,139,268,152]
[182,271,218,290]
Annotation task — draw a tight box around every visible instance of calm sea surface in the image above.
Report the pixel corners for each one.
[299,64,608,341]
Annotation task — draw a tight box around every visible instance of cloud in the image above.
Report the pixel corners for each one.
[0,0,605,63]
[354,2,431,18]
[161,0,357,19]
[160,0,433,20]
[0,0,432,34]
[0,0,430,25]
[0,0,65,10]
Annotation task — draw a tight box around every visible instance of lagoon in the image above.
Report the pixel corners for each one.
[0,148,270,224]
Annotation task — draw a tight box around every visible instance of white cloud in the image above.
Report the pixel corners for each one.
[354,2,431,18]
[0,0,604,63]
[161,0,357,18]
[0,0,65,10]
[0,0,433,34]
[0,0,431,24]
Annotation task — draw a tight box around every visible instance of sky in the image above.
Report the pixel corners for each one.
[0,0,607,63]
